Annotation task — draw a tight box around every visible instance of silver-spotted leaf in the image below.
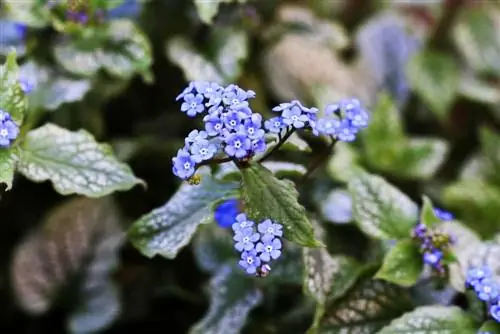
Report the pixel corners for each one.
[465,242,500,286]
[166,37,223,83]
[375,239,423,287]
[314,278,413,333]
[240,162,322,248]
[189,265,262,334]
[128,170,237,258]
[326,142,362,183]
[192,224,234,274]
[11,196,124,331]
[407,50,460,120]
[18,123,143,197]
[348,170,419,240]
[0,147,18,190]
[54,20,153,81]
[396,138,449,180]
[0,50,26,125]
[378,305,477,334]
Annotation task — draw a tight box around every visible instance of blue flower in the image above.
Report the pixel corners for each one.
[176,82,195,101]
[466,267,492,288]
[239,249,261,274]
[181,93,205,117]
[314,117,341,136]
[185,130,207,145]
[251,137,266,153]
[423,249,442,266]
[0,109,19,148]
[475,278,499,302]
[224,132,251,158]
[240,114,265,140]
[106,0,141,19]
[257,219,283,241]
[195,81,223,106]
[412,223,428,239]
[190,138,217,163]
[172,148,196,180]
[434,208,454,221]
[280,103,311,129]
[335,119,358,142]
[490,302,500,323]
[204,113,224,136]
[222,85,254,108]
[214,199,240,229]
[341,99,369,129]
[256,237,282,262]
[232,213,254,231]
[233,227,260,252]
[221,110,243,130]
[264,117,286,133]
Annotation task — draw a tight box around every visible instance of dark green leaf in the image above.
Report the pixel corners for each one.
[241,162,323,248]
[420,195,441,227]
[189,265,262,334]
[313,278,413,333]
[348,170,419,240]
[375,239,423,287]
[266,241,304,285]
[479,127,500,186]
[478,320,500,333]
[128,171,237,258]
[407,50,460,120]
[18,124,143,197]
[378,305,477,333]
[0,50,27,125]
[192,224,234,274]
[0,147,18,190]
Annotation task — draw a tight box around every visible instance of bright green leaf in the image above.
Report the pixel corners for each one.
[375,239,423,287]
[240,162,323,248]
[212,28,249,82]
[478,320,500,333]
[313,278,413,333]
[378,305,477,334]
[420,195,441,227]
[0,50,26,125]
[166,37,223,83]
[54,20,153,82]
[189,265,262,334]
[407,50,460,120]
[128,171,237,258]
[0,147,18,190]
[17,123,143,197]
[326,142,362,183]
[348,170,419,240]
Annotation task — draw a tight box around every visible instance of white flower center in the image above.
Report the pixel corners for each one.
[0,129,8,137]
[234,141,241,148]
[183,162,191,170]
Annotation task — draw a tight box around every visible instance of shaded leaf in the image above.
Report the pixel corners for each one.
[395,138,449,179]
[407,50,460,119]
[240,162,322,248]
[0,20,27,57]
[478,320,500,333]
[128,170,237,258]
[378,305,477,333]
[348,170,419,240]
[319,189,353,224]
[166,37,223,83]
[189,265,262,334]
[375,239,423,287]
[0,147,18,190]
[326,142,362,183]
[192,224,234,274]
[314,278,413,333]
[267,241,304,285]
[479,126,500,186]
[18,123,143,197]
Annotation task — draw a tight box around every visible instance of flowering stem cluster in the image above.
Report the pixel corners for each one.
[0,110,20,148]
[466,267,500,323]
[412,208,454,275]
[172,81,370,182]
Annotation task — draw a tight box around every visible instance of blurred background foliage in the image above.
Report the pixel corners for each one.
[1,0,500,333]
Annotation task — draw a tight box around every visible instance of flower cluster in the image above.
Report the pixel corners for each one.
[172,81,370,181]
[466,266,500,323]
[0,109,20,148]
[412,208,454,275]
[232,213,283,277]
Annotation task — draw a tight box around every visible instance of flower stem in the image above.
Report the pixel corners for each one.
[257,128,295,163]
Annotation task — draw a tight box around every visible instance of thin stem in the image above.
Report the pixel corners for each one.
[298,137,337,185]
[257,128,295,163]
[197,156,233,167]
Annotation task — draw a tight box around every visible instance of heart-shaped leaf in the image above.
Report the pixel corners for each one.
[378,305,477,333]
[17,123,143,197]
[348,170,419,240]
[240,162,323,248]
[375,239,423,287]
[189,264,262,334]
[128,170,237,258]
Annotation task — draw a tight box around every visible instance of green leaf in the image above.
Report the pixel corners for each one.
[420,195,441,227]
[240,162,323,248]
[54,20,153,82]
[378,305,477,334]
[394,138,449,179]
[17,123,143,197]
[166,37,223,83]
[459,74,500,105]
[212,28,249,82]
[267,241,304,285]
[281,132,311,152]
[437,221,481,292]
[453,8,500,76]
[478,320,500,333]
[348,170,419,240]
[192,224,234,274]
[19,61,91,111]
[0,147,18,190]
[0,50,26,125]
[326,142,362,183]
[407,50,460,120]
[189,265,262,334]
[375,239,423,287]
[261,161,307,179]
[313,278,413,333]
[128,171,237,259]
[442,179,500,237]
[193,0,246,24]
[479,127,500,185]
